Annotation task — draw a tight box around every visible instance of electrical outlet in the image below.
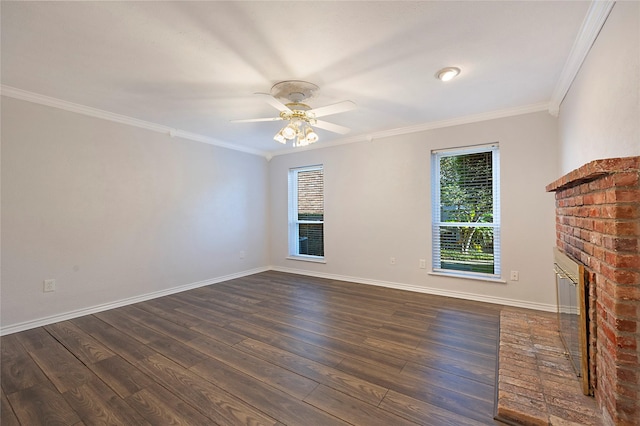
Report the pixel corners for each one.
[419,259,426,269]
[510,271,519,281]
[43,279,56,292]
[240,250,245,259]
[390,257,396,265]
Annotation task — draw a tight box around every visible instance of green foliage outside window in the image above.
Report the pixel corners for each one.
[438,151,496,274]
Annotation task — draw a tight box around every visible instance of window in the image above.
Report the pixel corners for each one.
[288,165,324,260]
[431,144,500,278]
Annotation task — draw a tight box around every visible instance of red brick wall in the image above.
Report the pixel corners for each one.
[547,157,640,425]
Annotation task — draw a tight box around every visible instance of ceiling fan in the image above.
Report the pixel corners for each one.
[232,80,356,147]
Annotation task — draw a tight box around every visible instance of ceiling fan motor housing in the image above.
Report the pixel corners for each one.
[270,80,319,103]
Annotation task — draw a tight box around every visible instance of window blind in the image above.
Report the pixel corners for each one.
[432,144,500,278]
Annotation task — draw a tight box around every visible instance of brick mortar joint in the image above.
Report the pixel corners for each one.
[556,185,640,194]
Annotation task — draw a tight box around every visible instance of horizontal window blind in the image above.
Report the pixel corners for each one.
[432,144,500,278]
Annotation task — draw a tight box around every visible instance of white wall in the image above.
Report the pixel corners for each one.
[558,1,640,174]
[1,97,269,331]
[269,111,558,310]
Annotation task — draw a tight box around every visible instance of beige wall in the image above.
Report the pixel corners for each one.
[269,111,559,310]
[558,1,640,174]
[1,97,269,331]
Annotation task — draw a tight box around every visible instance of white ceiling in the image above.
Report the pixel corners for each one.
[1,1,592,156]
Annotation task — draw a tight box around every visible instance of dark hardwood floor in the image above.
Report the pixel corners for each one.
[2,271,504,425]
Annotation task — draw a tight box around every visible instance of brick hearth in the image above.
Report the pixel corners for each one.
[546,156,640,425]
[496,308,603,426]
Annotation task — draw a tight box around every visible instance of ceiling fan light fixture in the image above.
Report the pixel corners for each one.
[282,123,297,139]
[274,130,287,144]
[296,136,310,147]
[436,67,461,82]
[305,126,319,144]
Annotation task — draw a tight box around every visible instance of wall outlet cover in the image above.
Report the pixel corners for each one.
[43,279,56,292]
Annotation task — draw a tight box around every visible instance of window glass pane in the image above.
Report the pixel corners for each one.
[298,223,324,256]
[439,225,495,274]
[439,152,493,223]
[297,169,324,222]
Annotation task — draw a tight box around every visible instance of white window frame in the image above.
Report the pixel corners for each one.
[288,165,325,262]
[431,143,501,280]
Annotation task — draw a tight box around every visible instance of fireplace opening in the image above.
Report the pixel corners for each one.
[554,247,590,395]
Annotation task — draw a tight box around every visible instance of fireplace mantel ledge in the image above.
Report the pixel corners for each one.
[546,156,640,193]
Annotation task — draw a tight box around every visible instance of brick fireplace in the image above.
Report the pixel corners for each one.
[546,156,640,425]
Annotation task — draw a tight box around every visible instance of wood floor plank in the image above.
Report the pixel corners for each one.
[125,383,215,426]
[236,338,388,406]
[173,290,256,320]
[1,388,20,426]
[117,304,204,343]
[1,271,504,425]
[173,292,246,325]
[304,384,419,426]
[337,354,495,423]
[7,381,82,426]
[238,314,407,371]
[62,375,151,425]
[400,361,495,402]
[13,327,58,352]
[27,339,94,393]
[365,324,424,349]
[379,389,494,426]
[70,316,157,363]
[251,309,372,347]
[191,357,348,426]
[409,344,497,385]
[187,316,247,345]
[200,285,265,306]
[293,307,387,335]
[192,292,259,316]
[186,336,318,399]
[86,355,155,399]
[146,334,209,369]
[0,334,48,394]
[135,298,204,328]
[224,319,345,367]
[45,321,115,364]
[363,332,497,385]
[136,354,280,426]
[94,308,167,344]
[425,323,498,352]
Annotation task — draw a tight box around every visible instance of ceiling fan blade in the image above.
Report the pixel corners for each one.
[309,100,356,118]
[255,92,292,113]
[313,120,351,135]
[231,117,284,123]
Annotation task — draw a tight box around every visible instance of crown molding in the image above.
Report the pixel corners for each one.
[269,101,549,158]
[548,0,615,116]
[0,84,551,159]
[0,85,268,158]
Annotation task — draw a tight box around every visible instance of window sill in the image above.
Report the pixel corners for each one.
[286,255,326,264]
[428,271,506,284]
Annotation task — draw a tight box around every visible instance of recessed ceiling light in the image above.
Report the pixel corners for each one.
[436,67,461,82]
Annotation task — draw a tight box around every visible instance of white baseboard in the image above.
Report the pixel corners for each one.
[0,267,269,336]
[269,265,557,312]
[1,264,556,336]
